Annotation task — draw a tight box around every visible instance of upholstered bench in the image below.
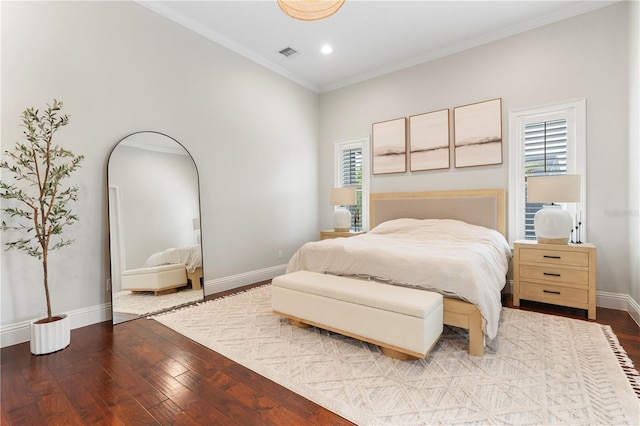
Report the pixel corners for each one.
[121,263,187,295]
[271,270,443,360]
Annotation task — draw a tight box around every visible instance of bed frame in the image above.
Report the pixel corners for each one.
[187,267,203,290]
[369,188,506,356]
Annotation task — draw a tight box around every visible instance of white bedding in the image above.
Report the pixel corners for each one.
[286,218,511,339]
[143,244,202,273]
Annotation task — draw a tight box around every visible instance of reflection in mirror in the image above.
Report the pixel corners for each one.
[108,132,204,324]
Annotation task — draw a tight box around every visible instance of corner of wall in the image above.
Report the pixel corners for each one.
[629,0,640,307]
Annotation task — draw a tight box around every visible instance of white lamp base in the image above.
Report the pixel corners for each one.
[534,204,573,245]
[333,207,351,232]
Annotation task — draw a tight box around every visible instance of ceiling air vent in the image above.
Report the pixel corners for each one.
[278,46,300,58]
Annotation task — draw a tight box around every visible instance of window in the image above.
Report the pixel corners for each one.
[340,148,363,230]
[335,137,370,231]
[508,99,586,244]
[523,119,568,239]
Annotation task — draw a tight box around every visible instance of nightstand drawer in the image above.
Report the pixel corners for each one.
[520,282,588,305]
[519,265,588,286]
[519,248,589,267]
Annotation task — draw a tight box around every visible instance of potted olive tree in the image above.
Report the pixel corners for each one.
[1,100,84,355]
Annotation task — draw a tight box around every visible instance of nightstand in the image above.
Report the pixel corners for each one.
[320,230,365,240]
[513,240,596,320]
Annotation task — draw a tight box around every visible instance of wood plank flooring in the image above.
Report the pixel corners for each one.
[1,282,638,425]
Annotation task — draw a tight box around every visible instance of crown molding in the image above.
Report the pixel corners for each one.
[320,1,617,92]
[136,1,320,93]
[137,1,616,94]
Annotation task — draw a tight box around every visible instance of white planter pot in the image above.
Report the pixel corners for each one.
[30,314,70,355]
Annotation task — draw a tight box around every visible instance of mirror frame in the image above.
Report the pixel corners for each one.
[107,131,204,324]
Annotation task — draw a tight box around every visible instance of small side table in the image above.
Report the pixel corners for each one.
[513,240,597,320]
[320,230,366,240]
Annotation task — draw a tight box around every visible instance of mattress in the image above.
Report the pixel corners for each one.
[143,245,202,273]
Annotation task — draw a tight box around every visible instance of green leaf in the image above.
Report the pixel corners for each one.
[1,99,84,266]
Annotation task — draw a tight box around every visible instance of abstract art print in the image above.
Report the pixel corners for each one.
[454,98,502,168]
[372,117,407,174]
[409,108,450,171]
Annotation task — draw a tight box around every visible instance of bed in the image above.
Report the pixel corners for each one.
[143,244,203,290]
[286,188,510,356]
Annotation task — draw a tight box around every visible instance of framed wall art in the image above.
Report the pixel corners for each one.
[372,117,407,175]
[454,98,502,168]
[409,108,450,172]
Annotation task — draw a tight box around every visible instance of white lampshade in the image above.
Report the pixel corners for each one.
[331,187,356,232]
[527,175,581,203]
[527,175,581,245]
[192,218,201,244]
[330,187,356,206]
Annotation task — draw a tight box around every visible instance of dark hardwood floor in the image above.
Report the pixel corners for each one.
[1,282,638,425]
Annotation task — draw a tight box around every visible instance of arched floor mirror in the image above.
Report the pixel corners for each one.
[108,132,204,324]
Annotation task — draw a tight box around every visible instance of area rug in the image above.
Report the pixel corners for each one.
[112,288,202,316]
[152,285,640,425]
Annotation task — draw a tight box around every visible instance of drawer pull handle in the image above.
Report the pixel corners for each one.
[543,255,561,259]
[543,272,561,277]
[543,290,561,295]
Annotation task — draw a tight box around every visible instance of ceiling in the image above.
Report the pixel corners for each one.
[139,0,616,93]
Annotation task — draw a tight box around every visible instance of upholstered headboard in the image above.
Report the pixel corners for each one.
[370,189,506,237]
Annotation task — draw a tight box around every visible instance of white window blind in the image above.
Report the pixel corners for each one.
[524,119,568,239]
[341,147,363,231]
[335,137,369,232]
[508,98,585,244]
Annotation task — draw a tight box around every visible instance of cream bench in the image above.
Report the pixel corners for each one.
[121,263,187,296]
[271,271,443,360]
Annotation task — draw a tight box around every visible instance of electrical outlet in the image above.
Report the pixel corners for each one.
[106,278,111,292]
[277,250,283,259]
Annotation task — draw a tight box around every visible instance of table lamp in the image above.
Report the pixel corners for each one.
[192,217,201,244]
[527,174,581,244]
[330,187,356,232]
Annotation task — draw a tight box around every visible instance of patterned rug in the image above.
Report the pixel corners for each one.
[113,288,202,316]
[152,285,640,425]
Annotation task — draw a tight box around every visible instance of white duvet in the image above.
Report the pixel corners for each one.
[286,218,511,339]
[143,244,202,273]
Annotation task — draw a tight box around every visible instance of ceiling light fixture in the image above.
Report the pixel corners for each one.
[321,44,333,54]
[278,0,345,21]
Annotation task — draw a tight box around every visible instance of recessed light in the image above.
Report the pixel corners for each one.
[321,44,333,55]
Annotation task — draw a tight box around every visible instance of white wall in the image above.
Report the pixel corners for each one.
[319,3,631,297]
[109,144,199,269]
[629,0,640,312]
[1,1,318,328]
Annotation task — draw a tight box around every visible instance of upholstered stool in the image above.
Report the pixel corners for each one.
[272,270,443,360]
[121,263,187,295]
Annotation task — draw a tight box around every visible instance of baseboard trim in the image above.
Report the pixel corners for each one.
[1,302,112,348]
[597,291,640,327]
[204,264,287,295]
[4,273,637,347]
[630,298,640,326]
[1,265,288,348]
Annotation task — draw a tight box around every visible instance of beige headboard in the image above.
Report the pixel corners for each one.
[370,189,506,237]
